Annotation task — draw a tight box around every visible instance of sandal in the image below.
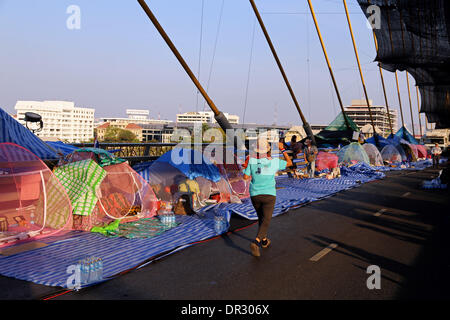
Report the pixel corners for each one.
[250,240,261,257]
[261,238,271,249]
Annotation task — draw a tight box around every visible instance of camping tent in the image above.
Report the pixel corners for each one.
[363,143,384,166]
[0,108,58,160]
[395,126,419,145]
[316,151,339,171]
[366,135,393,150]
[380,144,403,164]
[0,143,72,247]
[337,142,370,165]
[205,147,250,200]
[55,149,158,231]
[134,148,233,210]
[315,112,360,147]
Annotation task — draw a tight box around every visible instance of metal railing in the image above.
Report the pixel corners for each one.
[71,142,230,165]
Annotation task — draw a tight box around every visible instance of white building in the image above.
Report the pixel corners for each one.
[126,109,150,121]
[100,109,173,125]
[176,111,239,124]
[344,99,398,137]
[15,101,95,143]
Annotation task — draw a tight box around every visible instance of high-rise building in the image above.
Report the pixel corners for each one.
[344,99,398,137]
[176,111,239,124]
[14,101,95,143]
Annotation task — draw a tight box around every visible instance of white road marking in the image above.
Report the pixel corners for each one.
[402,192,411,197]
[309,244,338,262]
[374,208,387,217]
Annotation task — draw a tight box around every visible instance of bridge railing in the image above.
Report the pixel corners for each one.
[71,142,231,165]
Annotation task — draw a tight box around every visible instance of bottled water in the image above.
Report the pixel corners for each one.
[98,258,103,281]
[214,215,226,235]
[79,256,103,285]
[80,258,89,285]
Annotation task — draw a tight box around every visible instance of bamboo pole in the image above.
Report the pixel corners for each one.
[307,0,351,130]
[405,72,416,137]
[395,71,405,128]
[248,0,316,144]
[342,0,377,136]
[371,29,394,135]
[416,86,423,137]
[137,0,221,118]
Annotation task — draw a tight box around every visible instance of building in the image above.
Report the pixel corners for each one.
[126,109,149,121]
[96,122,143,142]
[99,109,173,126]
[344,99,398,137]
[176,111,240,125]
[14,101,95,143]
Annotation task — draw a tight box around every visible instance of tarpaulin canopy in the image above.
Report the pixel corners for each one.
[153,147,222,183]
[394,126,419,145]
[46,141,79,156]
[357,0,450,128]
[315,113,360,147]
[0,108,58,160]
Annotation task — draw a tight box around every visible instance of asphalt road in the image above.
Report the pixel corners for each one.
[1,167,449,300]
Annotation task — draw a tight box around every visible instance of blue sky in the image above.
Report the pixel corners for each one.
[0,0,422,131]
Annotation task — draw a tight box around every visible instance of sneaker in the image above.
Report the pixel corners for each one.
[250,240,261,257]
[261,238,271,249]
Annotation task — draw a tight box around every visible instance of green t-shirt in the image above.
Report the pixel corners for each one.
[243,157,287,197]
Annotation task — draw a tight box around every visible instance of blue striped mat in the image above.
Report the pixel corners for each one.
[208,166,385,220]
[0,213,222,288]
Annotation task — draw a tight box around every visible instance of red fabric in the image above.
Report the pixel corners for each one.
[415,145,428,159]
[315,151,338,171]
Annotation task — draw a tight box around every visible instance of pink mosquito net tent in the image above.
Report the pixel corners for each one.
[380,145,402,164]
[316,151,339,171]
[0,143,72,247]
[363,143,384,166]
[55,149,158,231]
[205,147,249,200]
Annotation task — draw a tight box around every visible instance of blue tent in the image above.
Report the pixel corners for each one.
[134,147,222,183]
[394,126,419,145]
[0,108,58,160]
[46,141,79,155]
[366,135,392,150]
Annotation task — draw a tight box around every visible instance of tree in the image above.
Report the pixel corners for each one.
[103,127,139,143]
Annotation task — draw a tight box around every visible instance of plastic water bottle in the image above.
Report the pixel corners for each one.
[93,258,99,282]
[169,213,176,227]
[80,258,89,285]
[98,258,103,281]
[214,215,224,235]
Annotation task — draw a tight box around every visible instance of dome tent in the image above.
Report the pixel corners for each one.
[337,142,370,165]
[0,143,72,247]
[380,144,403,164]
[363,143,384,166]
[134,147,233,211]
[54,148,158,231]
[205,146,250,200]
